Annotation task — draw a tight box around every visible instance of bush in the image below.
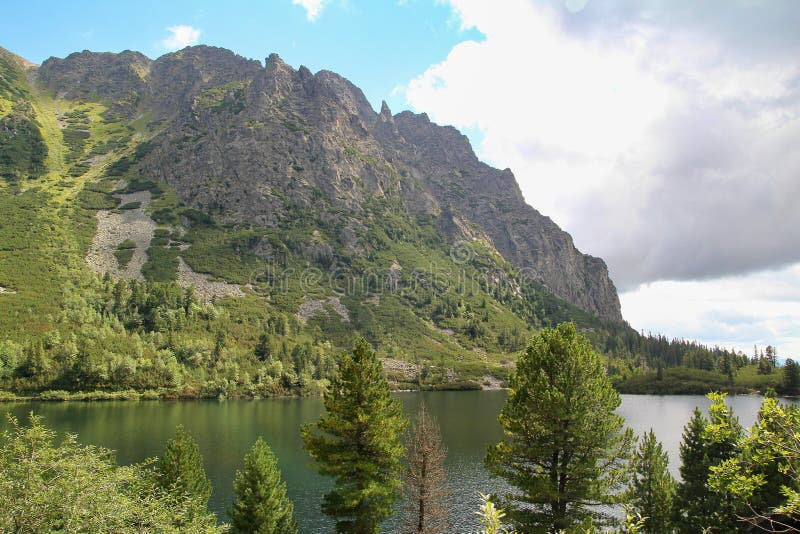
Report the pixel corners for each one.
[142,245,179,282]
[141,389,161,400]
[37,390,71,401]
[0,391,20,402]
[114,247,135,269]
[106,156,132,176]
[0,413,223,532]
[77,189,119,210]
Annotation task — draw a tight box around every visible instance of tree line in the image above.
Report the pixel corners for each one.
[2,324,799,532]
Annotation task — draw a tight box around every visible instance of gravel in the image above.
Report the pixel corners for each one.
[85,186,155,281]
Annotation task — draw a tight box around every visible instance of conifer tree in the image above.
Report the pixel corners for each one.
[485,322,633,533]
[254,332,272,362]
[674,395,742,532]
[673,408,709,531]
[301,338,407,533]
[157,425,212,514]
[628,430,675,534]
[782,358,800,396]
[401,403,449,533]
[229,437,297,534]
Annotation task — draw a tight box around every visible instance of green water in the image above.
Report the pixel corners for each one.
[0,392,771,532]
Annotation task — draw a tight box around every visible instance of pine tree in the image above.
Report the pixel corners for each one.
[673,408,709,531]
[401,403,449,533]
[213,330,227,360]
[157,425,212,514]
[254,332,272,362]
[628,430,675,534]
[229,438,298,534]
[484,322,634,533]
[704,393,745,531]
[674,395,742,532]
[767,346,778,367]
[301,338,408,533]
[782,358,800,396]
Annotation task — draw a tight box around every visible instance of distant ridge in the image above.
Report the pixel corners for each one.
[0,46,37,68]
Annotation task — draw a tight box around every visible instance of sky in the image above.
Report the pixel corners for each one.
[4,0,799,357]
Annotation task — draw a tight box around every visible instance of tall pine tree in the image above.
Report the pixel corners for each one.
[628,430,675,534]
[673,408,709,531]
[485,322,634,533]
[301,338,407,533]
[229,437,297,534]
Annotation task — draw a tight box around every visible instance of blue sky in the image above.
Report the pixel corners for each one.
[3,0,481,114]
[4,0,800,357]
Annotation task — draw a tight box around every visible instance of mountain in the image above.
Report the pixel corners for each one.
[0,45,634,397]
[37,46,621,321]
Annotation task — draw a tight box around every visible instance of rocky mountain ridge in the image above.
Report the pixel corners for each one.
[36,45,621,321]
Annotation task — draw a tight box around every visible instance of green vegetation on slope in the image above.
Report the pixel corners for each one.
[0,54,47,182]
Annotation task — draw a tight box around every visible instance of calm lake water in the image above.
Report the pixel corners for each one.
[0,392,775,532]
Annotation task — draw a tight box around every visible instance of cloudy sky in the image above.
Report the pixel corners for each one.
[5,0,799,356]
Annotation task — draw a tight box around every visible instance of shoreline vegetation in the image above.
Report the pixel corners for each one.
[0,351,794,402]
[1,384,795,403]
[4,328,798,532]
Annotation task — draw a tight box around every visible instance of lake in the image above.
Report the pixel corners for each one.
[0,392,773,532]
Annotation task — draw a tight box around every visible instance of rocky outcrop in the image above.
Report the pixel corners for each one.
[36,47,623,322]
[391,111,622,321]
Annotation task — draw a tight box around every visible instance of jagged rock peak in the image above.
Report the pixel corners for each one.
[379,100,393,122]
[298,65,313,81]
[265,52,292,74]
[155,45,261,75]
[163,45,246,62]
[312,69,375,124]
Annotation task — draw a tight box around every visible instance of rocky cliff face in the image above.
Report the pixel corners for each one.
[37,46,622,321]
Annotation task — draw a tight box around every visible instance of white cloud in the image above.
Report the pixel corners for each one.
[403,0,800,288]
[292,0,327,21]
[402,0,800,353]
[620,262,800,358]
[161,25,201,51]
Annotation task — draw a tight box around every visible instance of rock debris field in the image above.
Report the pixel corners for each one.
[85,180,243,301]
[85,187,155,281]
